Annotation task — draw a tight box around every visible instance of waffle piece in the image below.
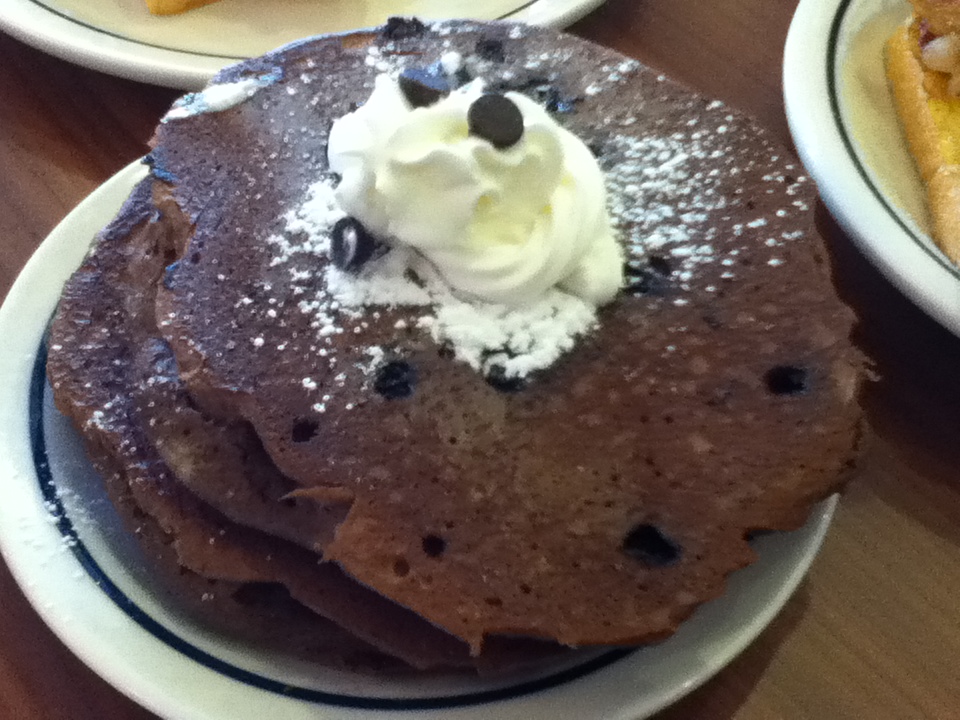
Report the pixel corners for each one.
[136,20,865,654]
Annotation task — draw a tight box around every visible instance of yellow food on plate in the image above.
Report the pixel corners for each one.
[886,1,960,261]
[145,0,221,15]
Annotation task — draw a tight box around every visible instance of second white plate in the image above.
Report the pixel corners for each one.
[784,0,960,336]
[0,0,606,90]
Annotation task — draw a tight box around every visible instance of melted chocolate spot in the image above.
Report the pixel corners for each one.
[422,535,446,557]
[475,37,506,63]
[764,365,809,395]
[702,313,723,330]
[398,68,449,108]
[452,66,473,88]
[624,266,668,296]
[374,360,418,399]
[485,364,526,393]
[541,86,581,114]
[647,255,672,276]
[622,524,682,567]
[392,557,410,577]
[382,16,426,41]
[291,418,319,443]
[490,74,550,95]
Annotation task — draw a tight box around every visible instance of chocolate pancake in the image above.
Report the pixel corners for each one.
[51,18,864,659]
[47,177,566,672]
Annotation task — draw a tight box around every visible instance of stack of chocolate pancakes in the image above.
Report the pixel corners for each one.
[47,18,864,673]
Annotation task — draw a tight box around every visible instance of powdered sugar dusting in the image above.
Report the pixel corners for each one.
[424,291,595,378]
[189,21,817,413]
[163,73,278,121]
[274,183,598,381]
[603,131,726,290]
[260,91,811,395]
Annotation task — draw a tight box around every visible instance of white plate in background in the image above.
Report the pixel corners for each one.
[784,0,960,335]
[0,0,606,90]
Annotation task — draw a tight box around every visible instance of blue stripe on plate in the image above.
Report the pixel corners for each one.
[30,338,632,711]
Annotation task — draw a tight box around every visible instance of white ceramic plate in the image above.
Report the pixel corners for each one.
[0,161,838,719]
[0,0,605,90]
[784,0,960,335]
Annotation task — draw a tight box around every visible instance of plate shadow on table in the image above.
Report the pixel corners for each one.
[817,202,960,549]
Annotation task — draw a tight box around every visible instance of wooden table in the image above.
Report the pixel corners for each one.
[2,1,959,717]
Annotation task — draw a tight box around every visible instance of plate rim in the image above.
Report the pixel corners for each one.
[0,160,838,720]
[0,0,607,90]
[783,0,960,337]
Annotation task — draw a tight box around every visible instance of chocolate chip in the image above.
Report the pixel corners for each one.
[485,364,526,393]
[382,16,426,41]
[622,524,682,567]
[491,74,550,94]
[647,255,672,276]
[452,66,473,89]
[624,266,668,296]
[624,255,675,296]
[541,86,581,114]
[331,217,378,272]
[702,313,723,330]
[374,360,418,399]
[468,94,524,150]
[291,418,319,443]
[475,37,506,63]
[422,535,446,557]
[398,68,449,108]
[764,365,809,395]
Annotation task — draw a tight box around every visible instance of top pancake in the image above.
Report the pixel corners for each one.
[135,20,860,651]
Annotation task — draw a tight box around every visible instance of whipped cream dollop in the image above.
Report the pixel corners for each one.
[327,74,623,306]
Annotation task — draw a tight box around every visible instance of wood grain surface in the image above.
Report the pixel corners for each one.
[1,0,959,718]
